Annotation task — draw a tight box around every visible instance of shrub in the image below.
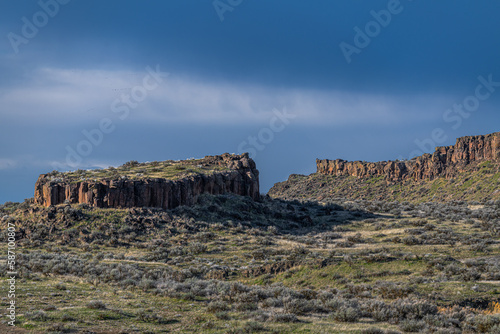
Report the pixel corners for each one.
[61,313,76,322]
[399,319,426,332]
[241,321,266,332]
[235,302,258,312]
[136,309,165,323]
[268,312,299,323]
[376,282,414,299]
[215,311,230,320]
[347,233,365,243]
[283,298,314,315]
[332,307,361,322]
[54,282,67,290]
[267,226,279,235]
[24,310,49,321]
[188,242,208,254]
[87,300,106,309]
[122,160,139,168]
[470,314,500,333]
[402,235,421,246]
[139,279,157,291]
[336,240,355,248]
[43,305,57,311]
[207,300,230,313]
[47,323,71,332]
[361,329,385,334]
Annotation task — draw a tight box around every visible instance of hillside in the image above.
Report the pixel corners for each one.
[2,195,500,333]
[269,132,500,203]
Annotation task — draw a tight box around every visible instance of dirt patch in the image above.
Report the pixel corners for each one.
[0,323,29,333]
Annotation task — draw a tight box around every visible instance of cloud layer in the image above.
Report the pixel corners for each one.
[1,66,448,128]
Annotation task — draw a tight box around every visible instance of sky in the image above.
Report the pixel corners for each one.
[1,0,500,203]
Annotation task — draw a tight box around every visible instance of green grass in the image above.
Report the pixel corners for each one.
[47,158,232,183]
[270,161,500,203]
[3,195,500,333]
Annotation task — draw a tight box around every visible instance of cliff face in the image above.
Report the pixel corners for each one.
[317,132,500,182]
[35,153,259,209]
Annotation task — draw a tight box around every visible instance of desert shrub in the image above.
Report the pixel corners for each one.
[470,241,490,253]
[195,231,216,242]
[346,283,373,297]
[54,282,67,290]
[332,306,362,322]
[392,299,438,321]
[24,310,49,321]
[188,242,207,254]
[323,232,343,240]
[336,240,355,248]
[87,300,106,309]
[283,298,315,315]
[47,323,71,332]
[324,297,346,312]
[119,278,138,288]
[268,312,298,323]
[169,246,186,256]
[43,304,57,311]
[215,311,230,320]
[489,324,500,333]
[136,309,166,323]
[122,160,139,168]
[468,314,500,333]
[267,226,279,235]
[399,319,426,332]
[376,282,414,299]
[461,268,481,282]
[401,235,421,246]
[259,297,283,309]
[61,313,76,322]
[367,300,397,322]
[363,252,396,263]
[347,232,365,243]
[207,300,230,313]
[221,321,267,334]
[235,302,258,312]
[139,278,157,291]
[361,329,385,334]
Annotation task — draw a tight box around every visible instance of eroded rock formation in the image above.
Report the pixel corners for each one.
[317,132,500,181]
[35,153,259,208]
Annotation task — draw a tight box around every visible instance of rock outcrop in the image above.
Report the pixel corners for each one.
[35,153,259,209]
[317,132,500,181]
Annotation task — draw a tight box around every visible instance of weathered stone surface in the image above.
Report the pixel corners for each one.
[35,153,259,208]
[317,132,500,181]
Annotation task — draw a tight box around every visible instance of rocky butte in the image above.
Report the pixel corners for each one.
[317,132,500,182]
[34,153,259,209]
[269,132,500,203]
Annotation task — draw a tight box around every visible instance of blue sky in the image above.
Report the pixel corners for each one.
[1,0,500,203]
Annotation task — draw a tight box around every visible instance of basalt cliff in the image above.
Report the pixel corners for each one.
[35,153,259,209]
[270,132,500,203]
[317,132,499,181]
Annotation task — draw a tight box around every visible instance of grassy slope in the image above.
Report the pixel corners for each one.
[46,158,231,184]
[269,161,500,203]
[1,197,500,333]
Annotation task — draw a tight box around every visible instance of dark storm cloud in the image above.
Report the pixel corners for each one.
[1,0,500,202]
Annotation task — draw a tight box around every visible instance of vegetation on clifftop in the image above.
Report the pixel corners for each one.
[46,158,232,183]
